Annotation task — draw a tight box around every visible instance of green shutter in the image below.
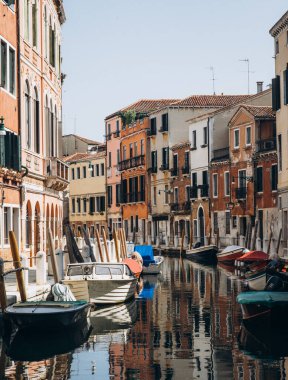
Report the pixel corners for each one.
[284,70,288,105]
[272,76,281,111]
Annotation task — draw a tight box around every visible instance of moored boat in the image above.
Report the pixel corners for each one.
[237,291,288,329]
[63,262,138,305]
[244,268,267,291]
[186,245,218,265]
[134,245,164,274]
[217,245,248,264]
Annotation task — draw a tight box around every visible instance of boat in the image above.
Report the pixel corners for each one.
[63,262,138,305]
[217,245,248,264]
[237,291,288,329]
[245,260,286,291]
[134,245,164,274]
[245,268,267,291]
[4,300,90,331]
[185,245,218,265]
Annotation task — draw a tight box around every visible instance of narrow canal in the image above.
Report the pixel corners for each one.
[2,258,287,379]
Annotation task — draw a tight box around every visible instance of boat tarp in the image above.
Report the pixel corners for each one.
[220,245,245,254]
[134,245,155,266]
[237,291,288,307]
[238,250,268,262]
[123,258,142,275]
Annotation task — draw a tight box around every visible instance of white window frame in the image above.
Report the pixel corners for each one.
[2,204,20,248]
[213,173,218,198]
[246,126,251,146]
[234,129,240,149]
[0,36,16,97]
[164,185,169,205]
[224,171,230,197]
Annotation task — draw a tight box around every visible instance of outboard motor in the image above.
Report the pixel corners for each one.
[264,276,283,291]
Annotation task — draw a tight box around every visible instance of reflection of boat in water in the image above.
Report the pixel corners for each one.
[90,300,137,334]
[186,245,218,265]
[134,245,164,274]
[4,318,92,361]
[238,324,288,358]
[138,275,159,300]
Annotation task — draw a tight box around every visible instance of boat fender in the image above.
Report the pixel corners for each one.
[83,266,92,275]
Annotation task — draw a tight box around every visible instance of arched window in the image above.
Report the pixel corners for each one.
[25,81,31,149]
[24,0,30,42]
[54,105,58,157]
[34,87,40,153]
[32,0,38,48]
[45,95,50,156]
[44,6,48,59]
[50,100,54,156]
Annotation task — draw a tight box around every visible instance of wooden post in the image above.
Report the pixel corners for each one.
[95,229,104,262]
[189,223,193,250]
[236,231,239,246]
[208,228,212,245]
[251,221,258,251]
[0,258,7,312]
[180,228,185,257]
[47,228,60,283]
[102,227,110,262]
[9,231,27,302]
[113,229,121,262]
[122,228,128,258]
[216,229,220,249]
[267,224,273,255]
[276,228,282,255]
[119,229,126,259]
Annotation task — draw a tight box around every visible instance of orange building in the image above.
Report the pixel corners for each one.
[210,105,278,250]
[0,1,22,259]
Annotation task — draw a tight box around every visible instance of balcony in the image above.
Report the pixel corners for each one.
[182,201,191,211]
[200,184,209,198]
[171,202,191,213]
[118,155,145,171]
[182,166,190,175]
[121,191,145,204]
[159,125,168,133]
[160,163,169,172]
[148,166,157,174]
[190,186,198,199]
[235,187,247,200]
[256,138,276,153]
[147,126,157,137]
[212,147,229,161]
[113,130,120,138]
[45,158,69,191]
[170,168,178,177]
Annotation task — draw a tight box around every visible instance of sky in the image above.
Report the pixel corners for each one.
[62,0,287,142]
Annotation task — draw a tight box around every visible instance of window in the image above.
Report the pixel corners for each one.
[162,113,168,131]
[33,88,40,153]
[240,217,247,236]
[164,185,169,204]
[83,166,86,178]
[71,168,75,180]
[238,170,246,188]
[135,216,139,232]
[25,81,31,149]
[271,164,278,191]
[90,164,94,177]
[4,207,10,245]
[256,167,263,192]
[184,151,189,170]
[129,143,133,158]
[278,134,282,171]
[108,152,112,167]
[192,130,197,148]
[174,187,179,204]
[224,172,230,196]
[89,197,95,213]
[77,167,80,179]
[162,147,169,169]
[173,154,178,171]
[96,164,99,176]
[1,41,7,89]
[150,118,157,135]
[108,186,112,207]
[225,211,230,235]
[246,126,251,145]
[116,184,121,205]
[72,198,75,214]
[76,198,81,213]
[123,146,126,160]
[83,199,87,213]
[234,129,240,148]
[272,76,281,111]
[32,1,38,48]
[153,186,157,206]
[151,151,157,171]
[101,163,105,176]
[134,142,138,157]
[9,48,15,94]
[96,196,105,212]
[284,69,288,106]
[213,212,218,234]
[213,174,218,197]
[140,175,145,201]
[140,139,144,155]
[185,186,190,201]
[117,149,120,164]
[203,126,208,146]
[275,39,279,55]
[24,0,30,41]
[130,216,134,233]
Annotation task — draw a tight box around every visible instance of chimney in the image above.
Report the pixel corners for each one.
[257,81,263,93]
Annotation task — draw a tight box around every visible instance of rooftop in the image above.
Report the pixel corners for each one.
[269,10,288,37]
[172,94,251,108]
[63,151,106,164]
[240,105,275,119]
[63,134,102,146]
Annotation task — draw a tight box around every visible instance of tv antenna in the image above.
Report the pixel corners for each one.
[206,66,216,95]
[239,58,254,94]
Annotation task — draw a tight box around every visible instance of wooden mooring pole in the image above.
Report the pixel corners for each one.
[48,228,60,283]
[102,226,110,262]
[113,229,121,262]
[9,231,27,302]
[0,258,7,312]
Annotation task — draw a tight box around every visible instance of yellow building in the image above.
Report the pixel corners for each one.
[270,11,288,255]
[65,151,107,236]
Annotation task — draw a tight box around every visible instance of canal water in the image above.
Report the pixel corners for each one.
[2,258,288,379]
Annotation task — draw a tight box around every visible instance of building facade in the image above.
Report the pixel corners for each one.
[270,11,288,256]
[20,0,68,256]
[211,105,278,250]
[62,134,102,157]
[0,1,22,259]
[65,151,107,236]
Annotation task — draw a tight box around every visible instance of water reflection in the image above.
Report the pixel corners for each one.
[2,258,288,379]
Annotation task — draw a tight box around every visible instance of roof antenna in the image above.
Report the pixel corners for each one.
[206,66,216,95]
[239,58,254,95]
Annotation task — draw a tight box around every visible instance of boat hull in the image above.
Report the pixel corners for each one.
[245,270,267,291]
[5,301,90,331]
[63,278,137,305]
[142,256,164,274]
[217,248,245,264]
[186,245,218,264]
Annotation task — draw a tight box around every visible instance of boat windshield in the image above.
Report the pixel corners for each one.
[66,264,131,277]
[67,265,85,276]
[95,265,124,276]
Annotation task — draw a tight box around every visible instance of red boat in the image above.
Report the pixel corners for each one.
[217,245,248,264]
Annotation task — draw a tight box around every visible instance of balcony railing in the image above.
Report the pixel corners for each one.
[118,155,145,171]
[160,164,169,172]
[45,158,69,191]
[170,203,180,212]
[121,191,146,204]
[170,168,178,177]
[148,166,157,174]
[235,187,247,200]
[256,138,276,153]
[200,184,209,198]
[182,166,190,175]
[212,147,229,161]
[190,186,198,199]
[171,202,191,212]
[159,125,168,133]
[148,126,157,136]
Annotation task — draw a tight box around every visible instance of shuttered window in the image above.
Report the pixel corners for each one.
[271,165,278,191]
[256,167,263,192]
[272,76,281,111]
[1,131,21,171]
[284,69,288,105]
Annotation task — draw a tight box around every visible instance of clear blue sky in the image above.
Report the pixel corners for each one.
[62,0,287,142]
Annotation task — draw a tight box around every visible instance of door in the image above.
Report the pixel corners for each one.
[198,207,205,246]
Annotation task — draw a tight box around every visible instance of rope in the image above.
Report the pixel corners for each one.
[2,267,29,277]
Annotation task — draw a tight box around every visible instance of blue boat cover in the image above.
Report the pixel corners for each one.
[134,245,155,266]
[237,291,288,307]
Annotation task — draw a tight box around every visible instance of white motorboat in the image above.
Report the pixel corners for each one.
[142,256,164,274]
[63,263,137,305]
[245,269,267,291]
[134,245,164,275]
